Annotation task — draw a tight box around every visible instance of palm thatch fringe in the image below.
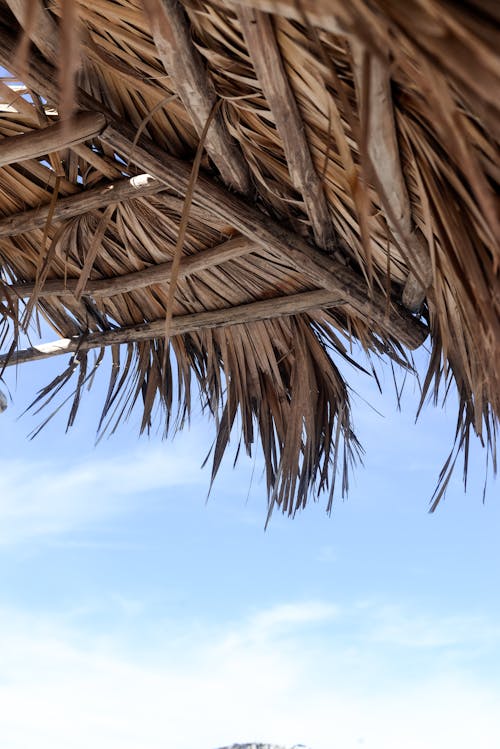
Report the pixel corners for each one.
[0,0,498,515]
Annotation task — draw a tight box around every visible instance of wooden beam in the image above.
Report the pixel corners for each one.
[0,27,427,349]
[352,45,432,311]
[3,236,255,299]
[238,7,336,251]
[0,111,107,169]
[142,0,251,194]
[0,173,234,238]
[0,287,343,367]
[100,121,428,349]
[0,174,162,237]
[226,0,346,35]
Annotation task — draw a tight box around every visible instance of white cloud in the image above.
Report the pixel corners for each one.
[250,601,339,632]
[0,601,499,749]
[366,603,500,650]
[0,443,205,546]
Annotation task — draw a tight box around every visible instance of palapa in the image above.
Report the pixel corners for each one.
[0,0,498,515]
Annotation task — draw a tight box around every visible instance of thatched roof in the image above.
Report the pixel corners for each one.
[0,0,498,515]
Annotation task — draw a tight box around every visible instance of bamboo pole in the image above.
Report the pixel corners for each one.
[0,288,343,367]
[227,0,345,34]
[0,174,231,238]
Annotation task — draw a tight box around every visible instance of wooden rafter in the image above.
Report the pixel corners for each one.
[142,0,251,194]
[0,111,107,168]
[1,236,255,299]
[352,45,432,311]
[238,6,337,251]
[0,287,344,368]
[227,0,345,34]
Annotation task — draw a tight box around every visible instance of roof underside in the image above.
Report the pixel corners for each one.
[0,0,498,515]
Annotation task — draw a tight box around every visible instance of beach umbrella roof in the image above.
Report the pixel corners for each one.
[0,0,498,515]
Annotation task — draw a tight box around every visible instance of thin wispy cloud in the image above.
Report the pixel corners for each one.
[250,601,339,633]
[0,444,205,546]
[366,603,500,651]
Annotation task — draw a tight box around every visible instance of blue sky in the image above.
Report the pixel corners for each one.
[0,342,499,749]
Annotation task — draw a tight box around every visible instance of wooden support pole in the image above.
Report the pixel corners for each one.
[238,6,336,251]
[142,0,251,194]
[0,287,343,367]
[0,111,107,168]
[3,236,255,299]
[100,121,428,349]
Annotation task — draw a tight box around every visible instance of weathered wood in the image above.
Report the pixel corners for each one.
[3,236,255,299]
[142,0,251,194]
[227,0,346,34]
[0,173,229,237]
[0,111,107,169]
[0,79,38,121]
[0,287,343,367]
[0,26,427,348]
[5,0,59,64]
[0,174,161,237]
[352,45,432,311]
[238,7,336,250]
[72,143,124,180]
[101,121,428,349]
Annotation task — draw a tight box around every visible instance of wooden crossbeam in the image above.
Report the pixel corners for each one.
[0,174,162,237]
[0,174,233,238]
[0,111,107,168]
[100,121,428,349]
[0,288,343,368]
[143,0,251,194]
[238,6,336,251]
[2,236,255,299]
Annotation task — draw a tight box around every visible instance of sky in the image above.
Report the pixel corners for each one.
[0,339,499,749]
